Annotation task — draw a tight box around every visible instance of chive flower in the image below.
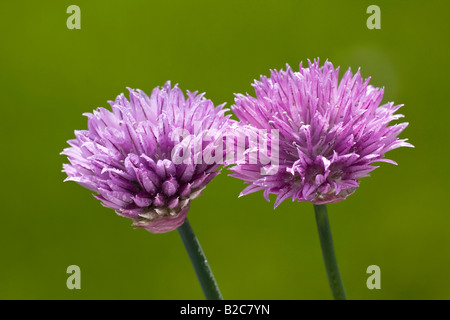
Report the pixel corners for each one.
[61,82,233,233]
[230,59,413,207]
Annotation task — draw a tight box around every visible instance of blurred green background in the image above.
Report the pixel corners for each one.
[0,0,448,300]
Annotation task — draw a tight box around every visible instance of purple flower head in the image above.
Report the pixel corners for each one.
[61,82,233,233]
[230,59,413,207]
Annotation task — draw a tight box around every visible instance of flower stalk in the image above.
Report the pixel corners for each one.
[178,218,223,300]
[314,204,346,300]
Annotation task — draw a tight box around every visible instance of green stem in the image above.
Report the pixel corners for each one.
[177,218,223,300]
[314,204,347,300]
